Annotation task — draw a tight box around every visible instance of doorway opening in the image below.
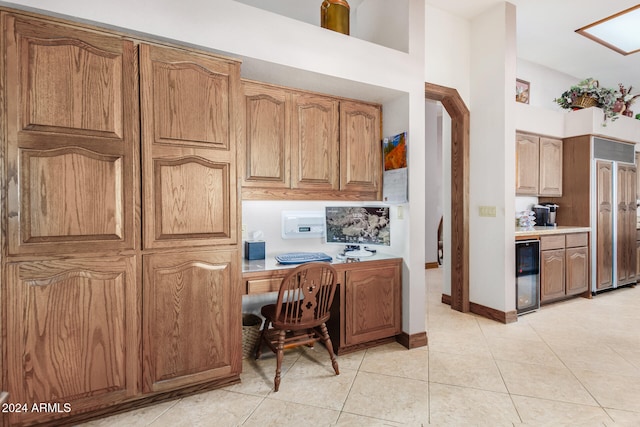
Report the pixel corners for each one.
[425,82,469,312]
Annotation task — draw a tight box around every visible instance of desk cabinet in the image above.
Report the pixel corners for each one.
[339,261,402,351]
[243,257,402,354]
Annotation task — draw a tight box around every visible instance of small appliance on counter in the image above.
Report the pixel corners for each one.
[533,203,559,226]
[541,203,559,226]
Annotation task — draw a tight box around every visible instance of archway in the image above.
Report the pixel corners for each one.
[425,82,469,312]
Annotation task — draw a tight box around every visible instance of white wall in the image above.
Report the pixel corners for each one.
[517,58,581,111]
[3,0,427,334]
[468,3,517,312]
[425,5,471,106]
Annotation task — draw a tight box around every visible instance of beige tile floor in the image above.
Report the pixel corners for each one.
[80,268,640,426]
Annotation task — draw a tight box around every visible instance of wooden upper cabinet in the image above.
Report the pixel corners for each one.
[515,133,539,195]
[515,132,562,196]
[142,250,241,393]
[3,12,139,255]
[539,137,563,196]
[239,81,381,200]
[241,81,290,187]
[5,256,138,426]
[291,93,339,190]
[140,44,240,249]
[340,101,381,194]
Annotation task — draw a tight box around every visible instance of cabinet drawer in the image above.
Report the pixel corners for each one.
[566,232,588,248]
[540,235,565,250]
[247,278,282,294]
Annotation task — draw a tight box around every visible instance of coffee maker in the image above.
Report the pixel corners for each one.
[533,203,559,226]
[542,203,559,226]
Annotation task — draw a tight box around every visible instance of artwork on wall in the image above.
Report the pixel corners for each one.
[382,132,408,203]
[516,79,530,104]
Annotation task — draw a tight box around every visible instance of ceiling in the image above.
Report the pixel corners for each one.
[428,0,640,93]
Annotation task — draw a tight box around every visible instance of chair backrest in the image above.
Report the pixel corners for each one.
[274,262,338,328]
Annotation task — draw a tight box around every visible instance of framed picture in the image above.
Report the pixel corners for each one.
[516,79,530,104]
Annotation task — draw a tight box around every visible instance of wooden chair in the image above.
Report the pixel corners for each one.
[437,216,444,265]
[255,262,340,392]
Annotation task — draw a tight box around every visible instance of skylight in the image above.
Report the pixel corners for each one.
[576,4,640,56]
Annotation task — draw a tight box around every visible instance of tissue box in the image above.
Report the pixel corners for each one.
[244,241,265,260]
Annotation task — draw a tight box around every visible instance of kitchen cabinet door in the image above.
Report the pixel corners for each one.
[616,164,637,285]
[539,137,563,196]
[241,81,290,188]
[596,160,614,290]
[3,13,139,256]
[515,133,539,195]
[140,43,239,249]
[291,93,339,190]
[540,249,565,302]
[343,262,401,347]
[142,250,241,393]
[566,246,589,295]
[339,100,382,195]
[5,257,138,426]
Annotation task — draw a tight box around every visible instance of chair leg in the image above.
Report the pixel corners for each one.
[319,323,339,375]
[274,329,286,392]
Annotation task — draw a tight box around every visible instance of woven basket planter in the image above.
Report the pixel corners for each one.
[571,94,598,109]
[242,314,262,359]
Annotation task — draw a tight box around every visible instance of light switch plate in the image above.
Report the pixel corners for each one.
[479,206,497,217]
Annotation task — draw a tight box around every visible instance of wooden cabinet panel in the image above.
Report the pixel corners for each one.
[539,137,563,196]
[241,82,290,187]
[596,160,614,290]
[142,250,241,393]
[339,101,381,194]
[566,246,589,295]
[565,233,588,248]
[540,249,565,302]
[343,263,401,347]
[141,43,239,249]
[4,13,138,255]
[616,164,637,285]
[291,93,339,190]
[5,257,138,425]
[515,133,539,195]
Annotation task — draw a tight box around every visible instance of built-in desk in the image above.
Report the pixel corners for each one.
[242,254,403,354]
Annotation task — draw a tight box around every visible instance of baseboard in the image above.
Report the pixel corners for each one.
[441,294,517,324]
[425,262,439,269]
[396,331,428,349]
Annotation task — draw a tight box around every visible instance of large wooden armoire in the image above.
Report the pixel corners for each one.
[1,11,242,426]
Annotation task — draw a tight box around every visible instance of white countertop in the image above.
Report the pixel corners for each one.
[515,226,591,237]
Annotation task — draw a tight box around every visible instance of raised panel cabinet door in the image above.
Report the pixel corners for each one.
[539,137,562,196]
[290,93,339,190]
[5,257,138,426]
[140,43,240,249]
[142,250,241,393]
[617,165,637,285]
[3,13,139,255]
[596,160,613,290]
[344,263,401,346]
[339,101,382,195]
[566,246,589,295]
[241,81,290,188]
[540,249,565,302]
[515,133,539,195]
